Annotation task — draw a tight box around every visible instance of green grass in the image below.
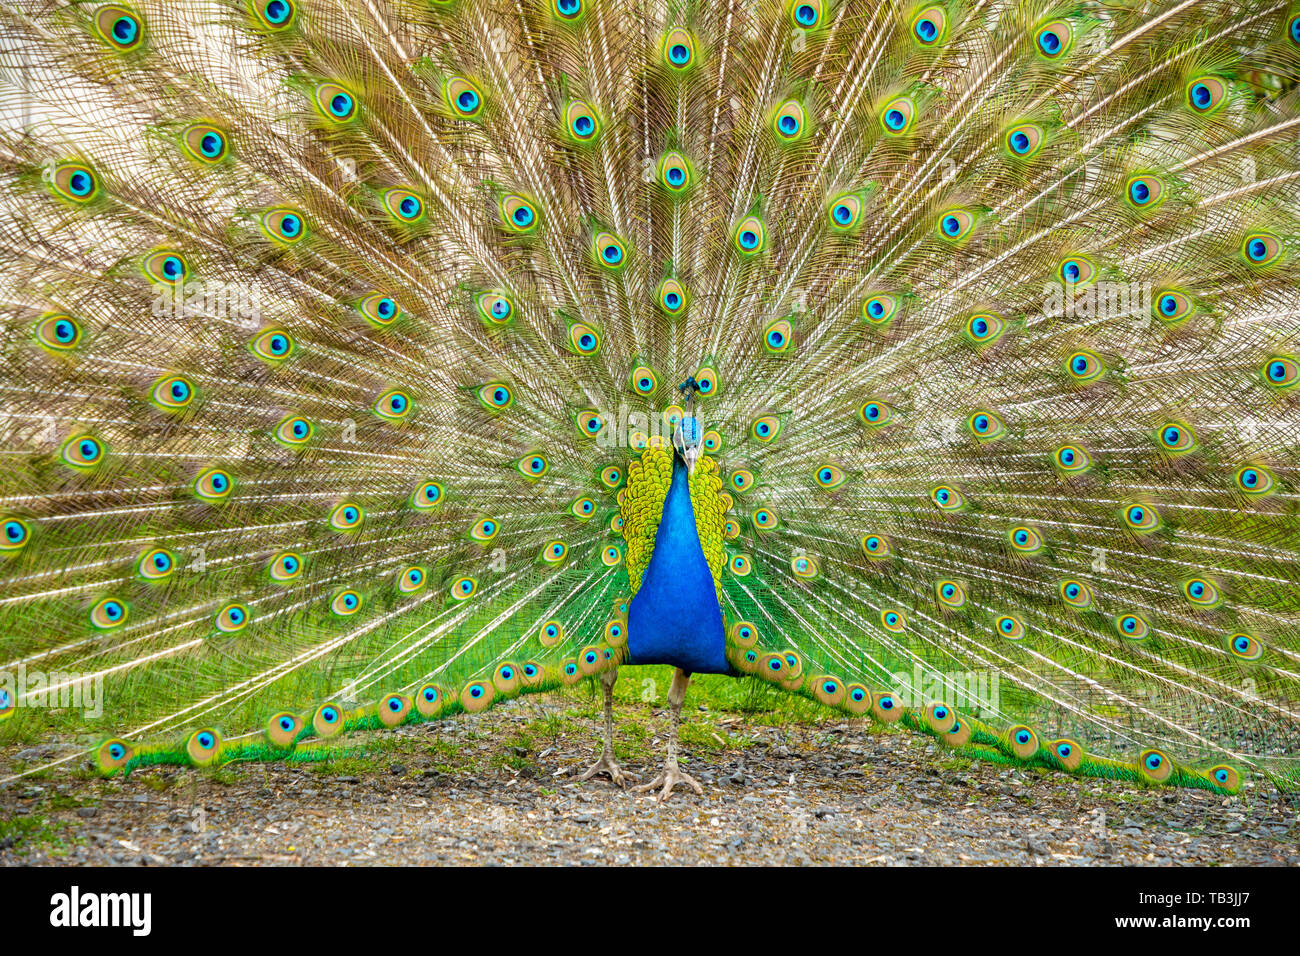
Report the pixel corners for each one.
[0,811,85,858]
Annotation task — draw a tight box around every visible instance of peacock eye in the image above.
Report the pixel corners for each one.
[445,77,484,118]
[150,371,196,408]
[910,5,947,45]
[382,187,424,223]
[2,517,31,552]
[373,389,413,422]
[662,28,696,69]
[90,597,129,629]
[773,100,807,141]
[260,207,308,244]
[1034,19,1073,60]
[733,215,766,254]
[94,6,144,52]
[500,194,538,232]
[62,434,105,470]
[937,208,975,241]
[879,96,916,135]
[329,502,364,531]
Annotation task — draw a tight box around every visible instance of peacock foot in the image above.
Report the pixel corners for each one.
[579,752,636,787]
[633,761,704,801]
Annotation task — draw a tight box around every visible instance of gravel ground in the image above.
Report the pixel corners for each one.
[2,695,1296,866]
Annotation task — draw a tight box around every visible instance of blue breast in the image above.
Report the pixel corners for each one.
[627,456,730,674]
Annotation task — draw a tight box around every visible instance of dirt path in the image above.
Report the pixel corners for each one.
[2,696,1296,866]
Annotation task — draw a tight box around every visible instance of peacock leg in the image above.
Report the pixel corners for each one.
[634,667,704,801]
[579,666,635,786]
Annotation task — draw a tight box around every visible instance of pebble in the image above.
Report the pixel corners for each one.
[2,695,1293,867]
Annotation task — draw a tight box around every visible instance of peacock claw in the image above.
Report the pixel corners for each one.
[579,753,636,787]
[634,762,704,801]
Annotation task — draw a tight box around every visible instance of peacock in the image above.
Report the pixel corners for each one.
[1,0,1298,803]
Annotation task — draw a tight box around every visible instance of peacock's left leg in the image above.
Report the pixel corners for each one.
[579,666,636,787]
[634,667,703,801]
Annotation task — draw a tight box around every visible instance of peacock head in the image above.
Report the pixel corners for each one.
[673,415,703,474]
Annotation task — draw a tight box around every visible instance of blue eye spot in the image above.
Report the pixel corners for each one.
[885,109,905,130]
[779,115,798,134]
[1130,179,1150,204]
[794,4,817,26]
[265,0,289,22]
[915,18,936,41]
[1038,30,1060,54]
[331,93,352,116]
[113,16,137,43]
[513,207,533,226]
[943,216,960,235]
[670,44,689,63]
[457,90,479,112]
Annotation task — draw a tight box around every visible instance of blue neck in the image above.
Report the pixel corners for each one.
[626,457,729,675]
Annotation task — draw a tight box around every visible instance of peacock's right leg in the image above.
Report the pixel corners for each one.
[579,666,636,787]
[634,667,704,801]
